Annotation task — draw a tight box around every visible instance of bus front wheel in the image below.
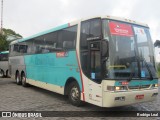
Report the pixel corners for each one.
[68,81,82,107]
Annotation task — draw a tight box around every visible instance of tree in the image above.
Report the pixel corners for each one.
[157,63,160,78]
[0,28,22,51]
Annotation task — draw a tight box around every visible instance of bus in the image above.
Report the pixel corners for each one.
[0,51,9,77]
[9,16,158,107]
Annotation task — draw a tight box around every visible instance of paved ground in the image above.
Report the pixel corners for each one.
[0,78,159,120]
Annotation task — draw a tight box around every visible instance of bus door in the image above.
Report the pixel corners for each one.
[88,41,102,80]
[88,41,102,106]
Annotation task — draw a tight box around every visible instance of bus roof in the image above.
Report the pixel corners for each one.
[81,15,148,27]
[0,51,9,54]
[10,23,69,45]
[10,15,149,45]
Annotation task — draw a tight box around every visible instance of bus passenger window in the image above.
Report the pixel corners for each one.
[80,21,90,50]
[44,32,58,52]
[59,25,77,50]
[90,19,101,37]
[63,41,74,49]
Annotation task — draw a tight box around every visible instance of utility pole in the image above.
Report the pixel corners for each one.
[0,0,3,34]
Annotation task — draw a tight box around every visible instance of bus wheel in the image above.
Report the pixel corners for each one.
[0,70,4,78]
[16,72,21,85]
[68,81,82,106]
[6,70,9,78]
[21,73,28,87]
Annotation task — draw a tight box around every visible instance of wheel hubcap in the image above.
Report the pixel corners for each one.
[16,76,19,83]
[22,76,25,84]
[0,71,3,77]
[71,86,79,101]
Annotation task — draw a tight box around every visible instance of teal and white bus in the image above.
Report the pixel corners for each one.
[0,51,9,77]
[9,16,158,107]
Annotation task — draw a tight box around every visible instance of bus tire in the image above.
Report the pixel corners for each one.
[21,73,28,87]
[6,70,8,78]
[0,70,4,78]
[68,81,82,107]
[16,72,21,85]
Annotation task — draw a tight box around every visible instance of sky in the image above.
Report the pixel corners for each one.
[1,0,160,62]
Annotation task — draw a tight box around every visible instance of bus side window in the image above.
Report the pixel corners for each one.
[80,21,90,77]
[13,44,19,56]
[90,19,101,37]
[44,32,58,52]
[19,45,28,54]
[59,25,77,50]
[63,41,73,49]
[80,21,90,50]
[80,18,102,79]
[33,36,45,54]
[80,18,101,50]
[26,39,34,54]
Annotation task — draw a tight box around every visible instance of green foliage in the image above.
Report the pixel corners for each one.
[0,32,9,51]
[3,28,22,38]
[0,28,22,51]
[157,63,160,78]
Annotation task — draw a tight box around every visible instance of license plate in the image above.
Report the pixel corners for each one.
[135,95,144,100]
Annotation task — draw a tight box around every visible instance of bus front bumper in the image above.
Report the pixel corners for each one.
[102,88,158,107]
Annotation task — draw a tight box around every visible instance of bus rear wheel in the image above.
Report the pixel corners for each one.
[21,73,28,87]
[16,72,21,85]
[68,81,82,106]
[6,70,9,78]
[0,70,4,78]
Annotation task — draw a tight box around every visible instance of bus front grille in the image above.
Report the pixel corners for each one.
[128,85,150,90]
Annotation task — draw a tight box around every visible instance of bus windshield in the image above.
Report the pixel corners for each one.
[0,52,9,61]
[102,20,157,79]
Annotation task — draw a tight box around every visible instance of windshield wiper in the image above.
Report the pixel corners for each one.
[127,65,135,81]
[140,57,153,80]
[127,49,141,81]
[134,35,153,80]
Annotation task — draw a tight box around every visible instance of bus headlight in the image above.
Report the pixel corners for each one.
[155,84,158,87]
[152,84,158,88]
[115,86,120,91]
[107,86,128,92]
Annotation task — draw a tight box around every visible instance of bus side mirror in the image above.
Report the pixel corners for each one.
[154,40,160,47]
[102,40,109,57]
